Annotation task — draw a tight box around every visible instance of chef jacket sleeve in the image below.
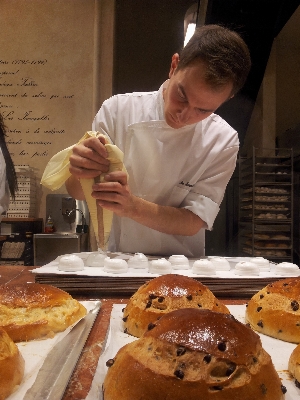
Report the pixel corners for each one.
[92,96,119,145]
[181,145,238,230]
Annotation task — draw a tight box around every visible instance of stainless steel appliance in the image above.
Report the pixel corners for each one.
[34,194,90,266]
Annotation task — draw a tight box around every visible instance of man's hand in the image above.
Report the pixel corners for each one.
[91,171,136,217]
[69,136,110,179]
[92,171,205,236]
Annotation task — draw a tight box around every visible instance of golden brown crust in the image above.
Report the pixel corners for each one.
[288,344,300,383]
[0,282,73,307]
[123,274,229,337]
[0,283,87,342]
[0,327,25,400]
[103,309,285,400]
[288,344,300,384]
[245,278,300,343]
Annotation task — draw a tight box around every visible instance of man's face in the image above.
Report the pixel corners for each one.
[163,54,233,129]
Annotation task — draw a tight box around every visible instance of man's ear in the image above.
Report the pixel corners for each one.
[169,53,180,78]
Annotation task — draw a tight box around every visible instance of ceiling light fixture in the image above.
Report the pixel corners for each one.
[184,3,198,47]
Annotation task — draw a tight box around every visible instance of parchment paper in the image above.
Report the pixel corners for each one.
[7,301,98,400]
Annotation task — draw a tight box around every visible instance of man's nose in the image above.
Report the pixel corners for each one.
[176,106,191,123]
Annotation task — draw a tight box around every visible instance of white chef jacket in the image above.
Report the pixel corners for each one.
[92,83,239,257]
[0,148,10,220]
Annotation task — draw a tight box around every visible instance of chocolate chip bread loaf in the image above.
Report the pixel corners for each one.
[0,327,25,400]
[288,343,300,388]
[0,283,87,342]
[122,274,229,337]
[245,277,300,343]
[103,309,285,400]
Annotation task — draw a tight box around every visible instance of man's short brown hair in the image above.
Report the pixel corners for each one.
[177,24,251,96]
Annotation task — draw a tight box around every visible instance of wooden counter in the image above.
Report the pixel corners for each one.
[0,265,246,399]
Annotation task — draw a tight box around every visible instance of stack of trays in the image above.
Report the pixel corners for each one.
[0,240,25,265]
[7,165,37,218]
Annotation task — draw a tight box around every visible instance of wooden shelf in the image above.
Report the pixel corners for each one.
[2,218,43,222]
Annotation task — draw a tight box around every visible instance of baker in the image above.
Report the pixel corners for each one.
[66,24,251,257]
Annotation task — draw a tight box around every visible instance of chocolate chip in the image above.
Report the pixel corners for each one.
[291,300,299,311]
[281,385,287,394]
[257,307,262,312]
[257,320,264,328]
[212,386,223,391]
[158,296,164,303]
[148,322,156,330]
[260,383,267,395]
[295,379,300,389]
[106,359,114,367]
[177,346,186,356]
[186,294,193,300]
[226,364,236,376]
[124,328,128,334]
[122,307,125,312]
[218,342,227,351]
[278,329,282,333]
[198,304,202,307]
[253,357,258,363]
[174,369,184,379]
[122,315,128,322]
[149,293,157,299]
[145,301,152,309]
[203,354,211,363]
[260,294,264,299]
[283,283,289,286]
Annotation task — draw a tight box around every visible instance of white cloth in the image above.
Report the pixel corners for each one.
[92,84,239,257]
[0,148,10,220]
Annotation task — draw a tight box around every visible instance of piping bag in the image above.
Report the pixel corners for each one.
[40,131,127,250]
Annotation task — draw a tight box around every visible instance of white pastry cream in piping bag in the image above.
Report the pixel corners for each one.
[40,131,128,250]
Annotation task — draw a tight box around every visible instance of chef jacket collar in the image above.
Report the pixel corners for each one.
[157,81,167,121]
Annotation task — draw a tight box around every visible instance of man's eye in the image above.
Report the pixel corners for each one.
[196,109,209,115]
[178,91,186,101]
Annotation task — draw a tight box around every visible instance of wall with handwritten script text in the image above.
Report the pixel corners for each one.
[0,0,114,221]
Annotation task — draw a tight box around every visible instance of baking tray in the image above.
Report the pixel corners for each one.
[32,254,299,299]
